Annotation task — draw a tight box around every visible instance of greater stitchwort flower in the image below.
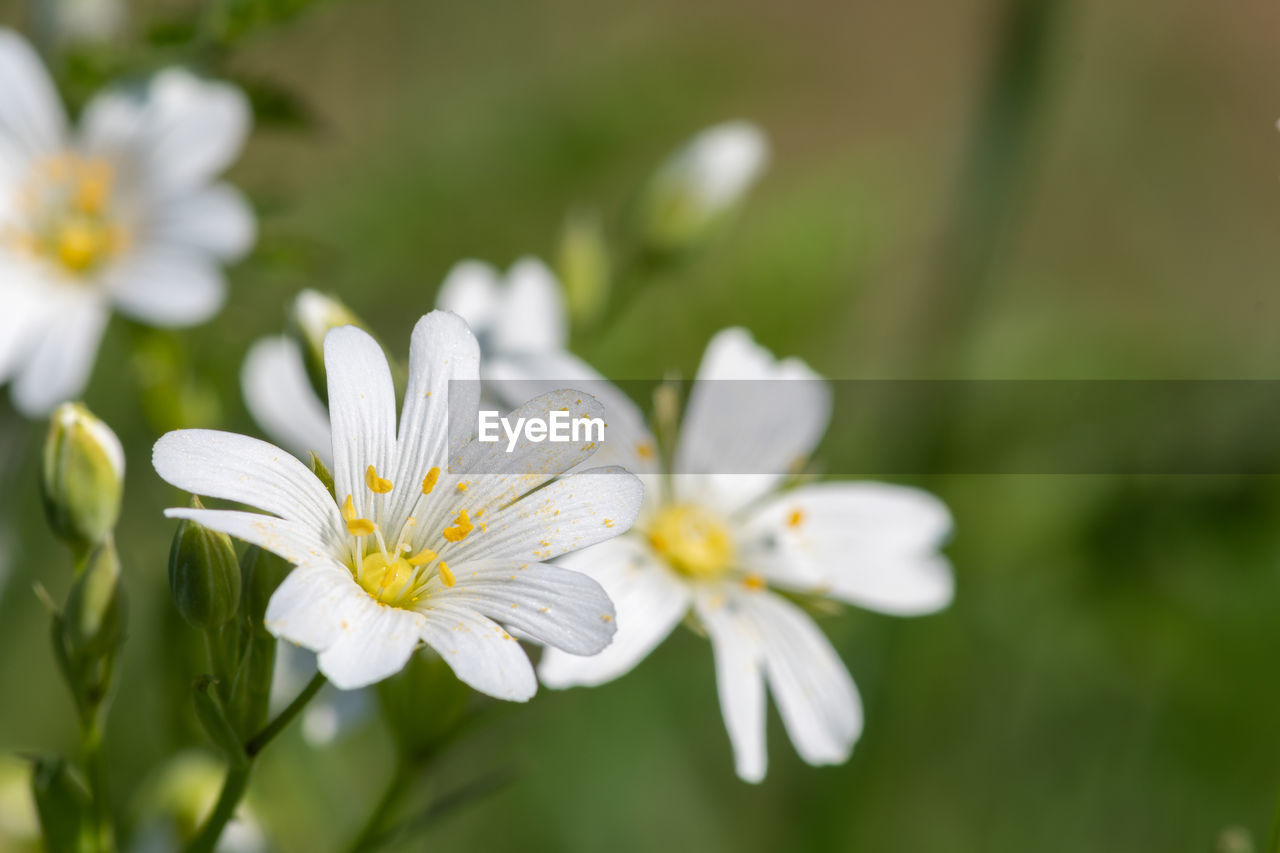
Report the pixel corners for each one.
[242,258,566,461]
[0,29,253,413]
[155,311,642,693]
[538,328,954,782]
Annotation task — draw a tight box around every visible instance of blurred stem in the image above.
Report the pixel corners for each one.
[897,0,1061,375]
[185,673,325,853]
[345,757,412,853]
[80,709,116,853]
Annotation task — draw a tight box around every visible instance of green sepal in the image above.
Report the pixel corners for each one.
[193,677,249,769]
[30,756,93,853]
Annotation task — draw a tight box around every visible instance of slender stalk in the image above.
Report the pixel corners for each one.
[344,758,412,853]
[246,672,325,757]
[185,673,326,852]
[185,766,250,853]
[80,710,116,853]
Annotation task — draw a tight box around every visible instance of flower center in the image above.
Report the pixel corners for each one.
[339,464,471,608]
[5,154,128,276]
[357,550,420,606]
[647,503,734,579]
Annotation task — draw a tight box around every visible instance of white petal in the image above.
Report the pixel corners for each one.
[10,293,107,416]
[390,311,480,520]
[490,257,567,355]
[81,69,249,194]
[435,260,499,334]
[539,537,689,688]
[265,562,364,651]
[152,429,342,538]
[163,507,333,567]
[148,183,255,261]
[0,266,57,386]
[324,325,397,513]
[104,246,226,327]
[694,586,767,783]
[424,559,615,655]
[417,603,537,701]
[737,589,862,767]
[316,598,424,690]
[675,328,831,515]
[483,348,661,476]
[0,29,66,162]
[451,466,643,564]
[739,482,954,615]
[241,337,332,462]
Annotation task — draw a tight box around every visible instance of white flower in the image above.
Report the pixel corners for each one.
[0,29,253,414]
[156,310,643,693]
[537,328,954,782]
[435,256,567,358]
[56,0,126,44]
[638,121,769,252]
[242,257,566,462]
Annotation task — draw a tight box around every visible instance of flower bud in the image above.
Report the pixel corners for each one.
[29,757,91,853]
[40,403,124,550]
[557,208,610,329]
[288,290,368,404]
[63,540,125,664]
[168,497,241,629]
[635,121,769,255]
[228,546,290,735]
[377,648,469,760]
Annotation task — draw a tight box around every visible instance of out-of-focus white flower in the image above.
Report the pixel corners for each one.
[242,259,567,463]
[57,0,126,44]
[436,256,567,358]
[637,121,769,254]
[156,310,642,693]
[538,328,954,782]
[131,751,264,853]
[270,640,373,746]
[0,29,254,415]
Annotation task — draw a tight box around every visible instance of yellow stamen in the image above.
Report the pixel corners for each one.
[442,510,475,543]
[647,504,735,579]
[438,561,456,587]
[421,467,440,494]
[342,494,376,537]
[407,548,437,566]
[787,509,805,528]
[365,464,393,494]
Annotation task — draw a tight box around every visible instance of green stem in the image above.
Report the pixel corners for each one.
[246,672,325,757]
[185,766,250,853]
[80,710,116,853]
[184,673,325,853]
[345,758,412,853]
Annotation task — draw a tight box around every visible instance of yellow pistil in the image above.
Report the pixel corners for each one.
[438,561,456,587]
[421,467,440,494]
[442,510,474,543]
[647,504,735,579]
[365,464,393,494]
[357,551,417,605]
[342,494,376,537]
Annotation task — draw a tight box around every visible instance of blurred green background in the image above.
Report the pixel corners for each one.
[2,0,1280,850]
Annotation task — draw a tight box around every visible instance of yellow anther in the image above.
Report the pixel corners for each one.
[635,441,655,460]
[407,548,437,566]
[442,510,475,543]
[342,494,376,537]
[73,164,112,216]
[743,574,767,590]
[787,509,805,528]
[438,561,456,587]
[365,464,393,494]
[421,467,440,494]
